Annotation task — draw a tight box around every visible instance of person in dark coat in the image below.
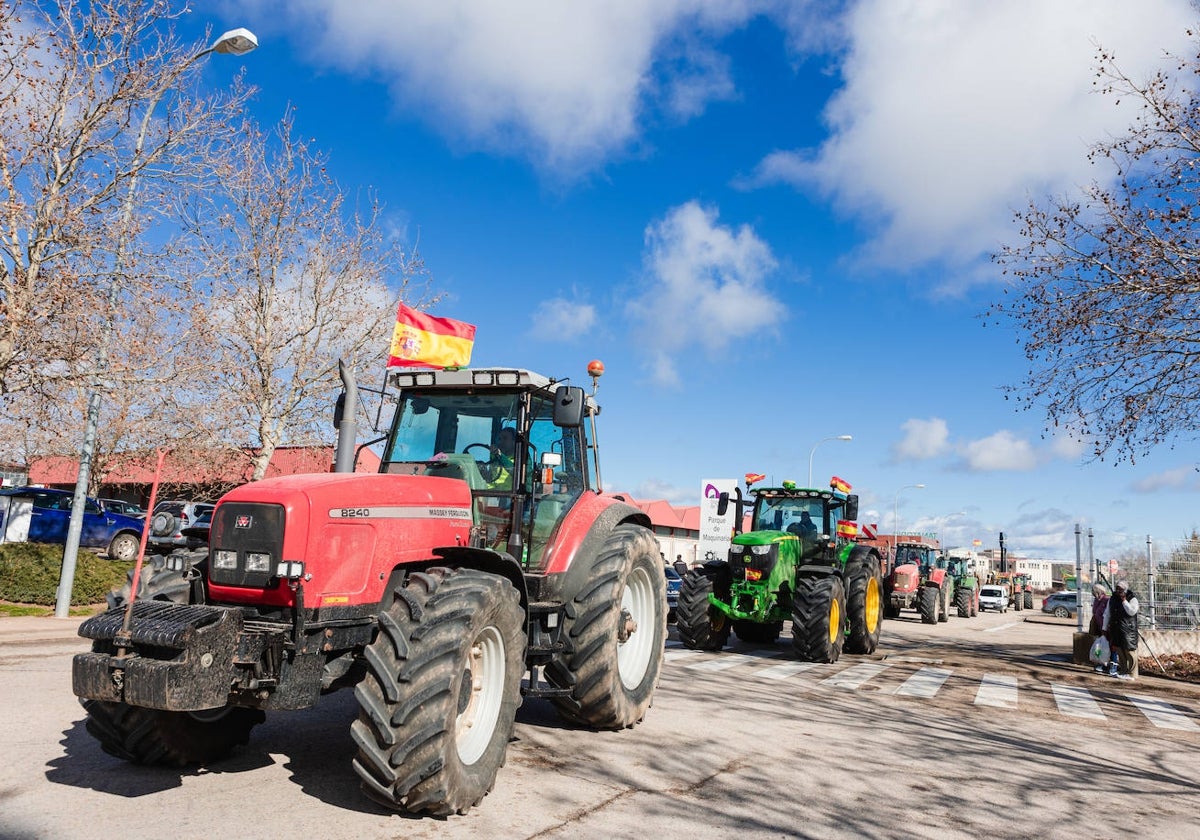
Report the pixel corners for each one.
[1102,580,1139,679]
[1089,584,1110,637]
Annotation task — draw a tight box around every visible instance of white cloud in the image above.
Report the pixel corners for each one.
[240,0,767,176]
[893,417,950,461]
[626,201,782,385]
[528,298,596,337]
[1132,466,1200,494]
[760,0,1197,271]
[960,430,1038,471]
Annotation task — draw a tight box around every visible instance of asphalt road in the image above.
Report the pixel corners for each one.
[2,607,1198,840]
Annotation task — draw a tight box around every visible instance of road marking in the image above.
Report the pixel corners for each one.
[753,661,823,681]
[687,652,781,672]
[893,666,953,698]
[983,622,1019,633]
[663,647,704,663]
[1126,695,1200,732]
[1051,683,1106,720]
[975,674,1018,708]
[818,662,890,689]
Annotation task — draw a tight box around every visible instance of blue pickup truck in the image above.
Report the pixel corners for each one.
[0,486,144,561]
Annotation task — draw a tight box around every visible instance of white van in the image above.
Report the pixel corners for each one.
[979,585,1009,613]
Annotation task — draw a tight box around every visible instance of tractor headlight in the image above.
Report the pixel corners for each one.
[750,544,772,555]
[213,550,238,570]
[730,544,745,554]
[246,552,272,573]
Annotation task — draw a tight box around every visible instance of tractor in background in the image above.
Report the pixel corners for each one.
[946,554,980,617]
[677,476,884,663]
[884,539,954,624]
[991,571,1032,611]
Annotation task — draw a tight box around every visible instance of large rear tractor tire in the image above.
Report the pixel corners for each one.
[106,550,206,610]
[733,619,783,644]
[955,586,971,618]
[676,564,732,651]
[546,524,665,729]
[918,586,938,625]
[792,575,846,663]
[970,588,979,617]
[81,699,262,766]
[843,552,884,655]
[1024,591,1034,610]
[351,567,524,816]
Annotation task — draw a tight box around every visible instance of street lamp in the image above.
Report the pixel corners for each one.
[808,434,852,488]
[891,483,925,548]
[55,28,258,618]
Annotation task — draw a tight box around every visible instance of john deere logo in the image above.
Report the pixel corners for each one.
[235,515,252,528]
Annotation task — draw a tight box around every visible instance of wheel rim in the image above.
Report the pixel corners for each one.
[456,625,506,765]
[828,596,840,644]
[865,576,880,633]
[617,565,655,690]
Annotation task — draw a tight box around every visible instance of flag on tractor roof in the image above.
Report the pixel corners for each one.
[388,303,476,369]
[745,472,766,487]
[830,476,851,494]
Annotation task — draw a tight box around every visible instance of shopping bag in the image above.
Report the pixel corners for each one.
[1089,635,1110,664]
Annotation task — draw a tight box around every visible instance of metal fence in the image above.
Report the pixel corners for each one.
[1076,530,1200,632]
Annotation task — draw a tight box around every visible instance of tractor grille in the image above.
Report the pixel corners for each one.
[733,548,777,582]
[892,569,919,591]
[208,502,286,588]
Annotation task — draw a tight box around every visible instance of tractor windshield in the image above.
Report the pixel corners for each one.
[753,496,828,535]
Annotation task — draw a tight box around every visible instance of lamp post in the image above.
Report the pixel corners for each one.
[55,28,258,618]
[807,434,852,488]
[891,483,925,552]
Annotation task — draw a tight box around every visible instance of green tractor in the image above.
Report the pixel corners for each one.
[677,477,884,663]
[946,554,980,617]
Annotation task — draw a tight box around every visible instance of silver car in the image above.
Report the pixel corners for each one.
[148,500,214,553]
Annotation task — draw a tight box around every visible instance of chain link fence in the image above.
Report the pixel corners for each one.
[1077,532,1200,633]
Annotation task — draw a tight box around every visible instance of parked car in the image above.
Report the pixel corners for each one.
[100,498,145,518]
[0,486,143,561]
[1041,590,1079,619]
[179,509,212,550]
[148,500,214,553]
[664,565,682,621]
[978,585,1009,613]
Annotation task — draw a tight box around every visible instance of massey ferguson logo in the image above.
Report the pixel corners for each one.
[235,514,253,528]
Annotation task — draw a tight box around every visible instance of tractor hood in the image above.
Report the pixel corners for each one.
[891,563,921,592]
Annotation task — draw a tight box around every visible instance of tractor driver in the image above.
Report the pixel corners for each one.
[485,426,517,490]
[788,510,818,536]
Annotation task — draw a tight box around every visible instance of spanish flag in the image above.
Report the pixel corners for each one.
[830,476,852,494]
[836,519,858,539]
[745,472,766,487]
[387,303,476,369]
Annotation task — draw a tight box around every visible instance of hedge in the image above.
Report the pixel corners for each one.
[0,543,134,606]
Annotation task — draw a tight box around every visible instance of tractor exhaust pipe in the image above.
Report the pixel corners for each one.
[334,359,358,474]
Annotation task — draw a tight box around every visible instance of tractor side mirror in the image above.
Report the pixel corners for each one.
[553,385,585,427]
[716,492,729,517]
[844,494,859,522]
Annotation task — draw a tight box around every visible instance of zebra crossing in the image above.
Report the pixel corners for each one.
[662,642,1200,733]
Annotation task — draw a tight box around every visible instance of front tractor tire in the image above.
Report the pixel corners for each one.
[918,586,938,625]
[677,564,732,651]
[81,699,263,766]
[792,575,847,663]
[1024,590,1034,610]
[546,523,665,729]
[955,586,971,618]
[351,567,524,816]
[843,552,884,655]
[938,586,950,623]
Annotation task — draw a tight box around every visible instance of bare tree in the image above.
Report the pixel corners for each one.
[0,0,251,402]
[179,110,438,480]
[990,33,1200,463]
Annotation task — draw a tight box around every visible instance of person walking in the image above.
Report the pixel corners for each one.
[1102,580,1139,680]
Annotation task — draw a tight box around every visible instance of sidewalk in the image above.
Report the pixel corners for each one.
[0,614,89,645]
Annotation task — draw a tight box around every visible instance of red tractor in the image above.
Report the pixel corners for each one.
[884,539,953,624]
[72,361,665,816]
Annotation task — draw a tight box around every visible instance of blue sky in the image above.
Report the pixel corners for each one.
[192,0,1199,561]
